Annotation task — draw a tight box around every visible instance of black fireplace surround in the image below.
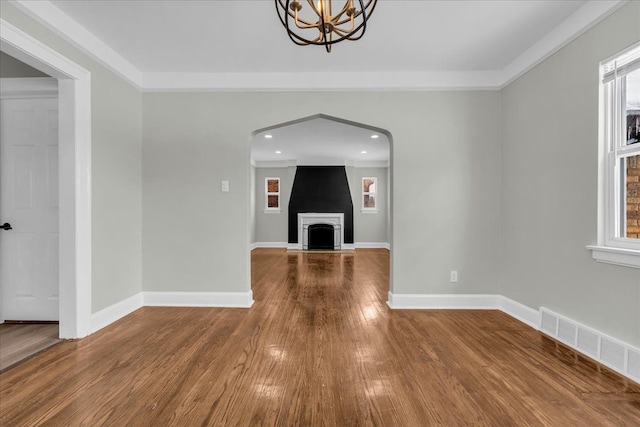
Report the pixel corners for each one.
[288,166,354,246]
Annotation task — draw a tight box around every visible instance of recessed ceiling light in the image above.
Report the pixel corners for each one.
[361,151,367,154]
[275,150,282,154]
[370,134,379,139]
[265,134,273,139]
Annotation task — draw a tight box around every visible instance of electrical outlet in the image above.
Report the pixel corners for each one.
[450,270,458,283]
[221,180,229,192]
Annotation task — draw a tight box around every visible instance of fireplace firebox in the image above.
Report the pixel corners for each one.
[308,223,336,250]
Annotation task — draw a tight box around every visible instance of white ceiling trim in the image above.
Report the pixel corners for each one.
[500,0,628,88]
[253,160,296,168]
[143,70,504,92]
[8,0,144,89]
[253,160,389,168]
[8,0,628,92]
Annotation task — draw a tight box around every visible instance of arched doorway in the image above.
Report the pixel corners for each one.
[249,114,392,301]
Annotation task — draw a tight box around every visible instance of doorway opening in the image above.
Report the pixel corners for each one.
[1,21,92,339]
[249,113,392,301]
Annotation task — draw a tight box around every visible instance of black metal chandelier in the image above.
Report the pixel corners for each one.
[275,0,377,53]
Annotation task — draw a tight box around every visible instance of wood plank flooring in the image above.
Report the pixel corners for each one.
[1,248,639,425]
[0,323,60,372]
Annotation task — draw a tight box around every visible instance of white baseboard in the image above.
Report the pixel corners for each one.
[90,292,143,334]
[539,307,640,384]
[387,292,639,384]
[387,292,499,309]
[251,242,288,250]
[355,242,390,249]
[496,295,540,330]
[386,293,538,327]
[89,290,253,334]
[88,288,640,385]
[284,243,359,251]
[143,291,254,308]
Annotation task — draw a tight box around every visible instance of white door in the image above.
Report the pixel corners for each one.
[0,97,59,321]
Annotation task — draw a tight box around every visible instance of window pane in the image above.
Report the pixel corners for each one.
[627,69,640,145]
[267,195,279,208]
[364,195,375,208]
[267,179,279,193]
[626,155,640,239]
[363,178,375,192]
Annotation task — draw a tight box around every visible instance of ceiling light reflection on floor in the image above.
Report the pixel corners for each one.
[365,379,389,397]
[361,305,379,321]
[254,382,283,399]
[269,347,287,361]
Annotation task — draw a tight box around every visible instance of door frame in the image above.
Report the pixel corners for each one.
[1,78,59,321]
[1,19,92,338]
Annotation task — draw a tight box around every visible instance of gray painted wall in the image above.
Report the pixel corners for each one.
[346,166,388,244]
[253,166,389,245]
[142,91,502,295]
[0,51,48,77]
[250,165,256,245]
[387,167,392,245]
[2,3,143,313]
[254,167,294,244]
[5,0,636,350]
[501,2,640,346]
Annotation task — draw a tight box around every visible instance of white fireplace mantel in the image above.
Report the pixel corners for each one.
[288,213,354,251]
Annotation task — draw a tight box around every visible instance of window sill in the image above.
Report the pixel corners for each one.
[361,209,379,214]
[264,209,281,214]
[586,245,640,269]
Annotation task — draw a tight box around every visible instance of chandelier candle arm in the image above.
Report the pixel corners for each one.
[275,0,377,53]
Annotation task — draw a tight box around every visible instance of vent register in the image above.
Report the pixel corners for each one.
[540,308,640,383]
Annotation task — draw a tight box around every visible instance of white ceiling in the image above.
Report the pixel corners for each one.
[49,0,583,72]
[4,0,625,164]
[252,115,390,166]
[10,0,626,90]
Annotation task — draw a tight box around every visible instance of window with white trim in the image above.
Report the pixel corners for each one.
[265,177,281,213]
[362,177,378,213]
[590,43,640,268]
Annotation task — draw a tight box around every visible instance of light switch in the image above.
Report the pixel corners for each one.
[221,180,229,192]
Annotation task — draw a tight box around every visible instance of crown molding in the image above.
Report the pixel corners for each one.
[8,0,144,89]
[142,71,504,92]
[7,0,629,92]
[499,0,628,89]
[253,160,297,168]
[350,160,389,168]
[252,159,389,168]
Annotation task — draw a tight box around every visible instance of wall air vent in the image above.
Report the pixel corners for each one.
[539,307,640,384]
[558,318,577,345]
[576,327,599,359]
[628,349,640,379]
[540,310,558,336]
[600,338,626,372]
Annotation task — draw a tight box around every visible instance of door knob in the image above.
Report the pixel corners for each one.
[1,223,12,231]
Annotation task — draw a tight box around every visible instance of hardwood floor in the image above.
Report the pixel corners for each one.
[0,323,60,372]
[1,248,639,425]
